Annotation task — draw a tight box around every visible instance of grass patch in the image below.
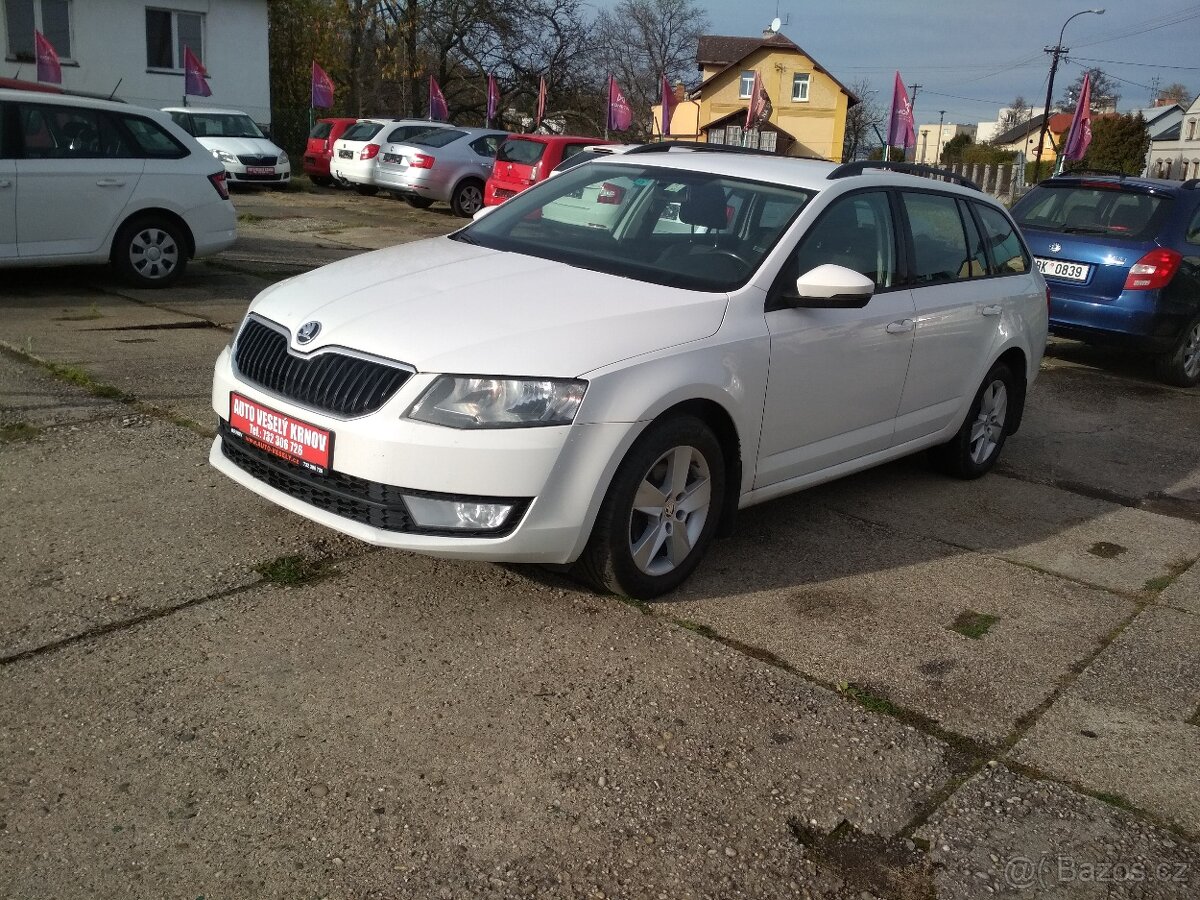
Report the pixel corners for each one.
[1092,791,1137,812]
[674,619,717,639]
[237,212,266,224]
[0,422,40,443]
[840,682,903,717]
[54,302,103,322]
[949,610,1000,640]
[255,555,329,586]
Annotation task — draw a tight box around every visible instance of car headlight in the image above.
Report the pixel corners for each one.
[213,149,236,163]
[407,376,586,428]
[278,150,289,164]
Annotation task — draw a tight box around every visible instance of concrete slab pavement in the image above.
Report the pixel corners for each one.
[1010,606,1200,835]
[657,502,1133,746]
[0,551,957,900]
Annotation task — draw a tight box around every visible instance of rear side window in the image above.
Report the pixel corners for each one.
[309,122,333,139]
[121,115,188,159]
[384,124,435,143]
[1012,185,1168,240]
[973,202,1030,274]
[413,129,466,148]
[470,134,502,157]
[18,104,134,159]
[1187,205,1200,246]
[496,138,545,165]
[901,191,971,284]
[342,122,382,141]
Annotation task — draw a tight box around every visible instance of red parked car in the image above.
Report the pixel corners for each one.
[483,134,614,206]
[303,117,358,186]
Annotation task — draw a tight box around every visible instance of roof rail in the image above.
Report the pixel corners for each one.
[826,160,981,191]
[1056,167,1128,179]
[625,141,779,157]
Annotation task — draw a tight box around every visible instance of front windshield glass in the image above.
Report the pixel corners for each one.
[188,113,264,139]
[455,163,812,292]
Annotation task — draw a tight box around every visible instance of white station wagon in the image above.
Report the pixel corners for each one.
[210,148,1048,598]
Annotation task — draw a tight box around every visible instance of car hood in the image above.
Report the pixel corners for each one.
[245,237,728,377]
[195,136,282,156]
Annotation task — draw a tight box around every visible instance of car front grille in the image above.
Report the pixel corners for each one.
[238,154,278,165]
[218,421,530,536]
[232,316,411,418]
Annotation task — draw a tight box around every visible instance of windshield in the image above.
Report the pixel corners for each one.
[496,138,546,165]
[1013,184,1170,240]
[455,163,812,292]
[188,113,264,139]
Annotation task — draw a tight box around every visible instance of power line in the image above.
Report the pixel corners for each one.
[1069,55,1200,71]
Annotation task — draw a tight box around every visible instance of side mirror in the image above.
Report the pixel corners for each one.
[781,264,875,309]
[471,205,497,222]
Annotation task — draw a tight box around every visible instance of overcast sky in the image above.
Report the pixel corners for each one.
[593,0,1200,128]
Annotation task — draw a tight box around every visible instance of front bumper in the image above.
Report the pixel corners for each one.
[209,348,627,563]
[224,161,291,185]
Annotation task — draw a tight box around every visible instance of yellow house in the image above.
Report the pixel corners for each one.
[653,31,857,161]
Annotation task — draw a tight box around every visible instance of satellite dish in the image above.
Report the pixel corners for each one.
[770,16,781,32]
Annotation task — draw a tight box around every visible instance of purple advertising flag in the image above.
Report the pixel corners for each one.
[184,46,212,98]
[886,71,915,151]
[660,74,676,137]
[536,76,546,127]
[486,74,500,126]
[428,75,448,121]
[311,61,335,109]
[34,30,61,84]
[608,76,633,132]
[744,70,772,131]
[1062,72,1093,162]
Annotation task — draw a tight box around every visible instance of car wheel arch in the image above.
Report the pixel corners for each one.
[996,345,1028,435]
[110,207,195,261]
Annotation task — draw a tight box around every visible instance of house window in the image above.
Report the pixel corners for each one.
[5,0,71,60]
[791,73,810,102]
[146,7,203,71]
[1187,119,1196,141]
[739,71,754,99]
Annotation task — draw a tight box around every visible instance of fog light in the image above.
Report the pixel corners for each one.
[404,496,514,530]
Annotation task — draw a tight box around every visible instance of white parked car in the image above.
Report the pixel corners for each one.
[373,127,508,216]
[210,149,1047,598]
[1,88,236,287]
[331,118,453,195]
[163,106,290,188]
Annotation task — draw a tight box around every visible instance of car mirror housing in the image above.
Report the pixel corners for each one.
[782,264,875,309]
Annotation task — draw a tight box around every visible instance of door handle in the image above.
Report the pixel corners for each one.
[981,304,1002,317]
[95,178,126,187]
[885,319,914,334]
[0,179,11,188]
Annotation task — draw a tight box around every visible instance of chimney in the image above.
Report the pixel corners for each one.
[763,27,775,38]
[674,81,685,101]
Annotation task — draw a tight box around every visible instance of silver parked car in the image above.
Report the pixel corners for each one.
[372,127,508,216]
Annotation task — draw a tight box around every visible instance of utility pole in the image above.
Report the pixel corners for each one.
[1032,8,1104,182]
[937,110,946,164]
[908,85,922,162]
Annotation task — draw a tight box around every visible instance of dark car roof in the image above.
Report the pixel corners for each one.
[1037,173,1199,196]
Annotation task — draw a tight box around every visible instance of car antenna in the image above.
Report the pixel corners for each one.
[107,78,123,102]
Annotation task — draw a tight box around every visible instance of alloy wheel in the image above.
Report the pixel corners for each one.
[969,379,1007,465]
[1183,321,1200,381]
[626,445,712,576]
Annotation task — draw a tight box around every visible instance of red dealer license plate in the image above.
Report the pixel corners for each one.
[228,392,333,475]
[246,166,274,175]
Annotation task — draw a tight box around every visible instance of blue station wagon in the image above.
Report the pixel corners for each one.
[1011,174,1200,386]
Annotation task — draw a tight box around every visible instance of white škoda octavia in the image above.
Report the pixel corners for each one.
[210,148,1048,598]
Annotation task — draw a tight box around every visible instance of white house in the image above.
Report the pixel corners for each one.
[1146,96,1199,180]
[915,122,975,165]
[976,106,1045,144]
[2,0,271,124]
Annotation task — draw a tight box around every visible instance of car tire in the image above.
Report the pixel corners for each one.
[450,179,485,218]
[405,196,434,210]
[929,361,1016,479]
[1155,314,1200,388]
[575,415,725,599]
[112,215,187,289]
[355,184,378,197]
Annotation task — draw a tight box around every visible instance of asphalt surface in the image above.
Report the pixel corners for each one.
[1,182,1198,899]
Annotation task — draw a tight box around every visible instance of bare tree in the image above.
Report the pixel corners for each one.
[842,78,885,162]
[1155,82,1192,107]
[998,95,1032,133]
[593,0,709,138]
[1057,68,1120,113]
